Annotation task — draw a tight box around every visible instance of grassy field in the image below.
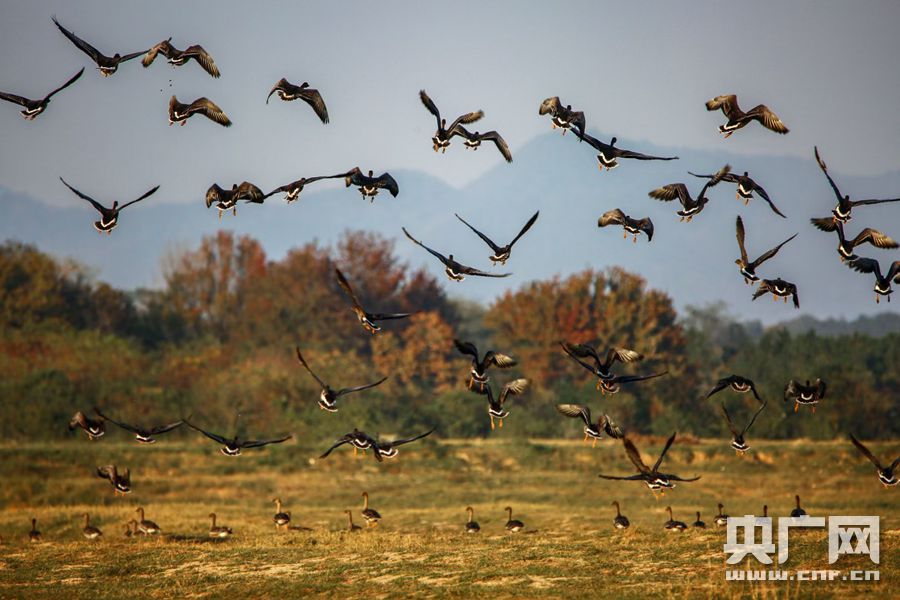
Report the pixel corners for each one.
[0,435,896,599]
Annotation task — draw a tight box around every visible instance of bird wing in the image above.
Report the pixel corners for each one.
[454,340,480,359]
[700,165,732,197]
[235,182,265,203]
[300,88,329,124]
[814,146,843,202]
[53,17,103,63]
[847,257,883,280]
[637,218,654,241]
[0,91,33,107]
[622,438,651,473]
[744,105,789,134]
[148,420,184,435]
[705,377,732,399]
[402,227,450,266]
[852,229,898,250]
[367,311,413,321]
[605,348,644,367]
[569,111,586,135]
[243,435,292,448]
[539,96,561,116]
[93,408,139,434]
[388,428,435,447]
[783,379,799,401]
[448,110,484,132]
[664,474,702,482]
[601,415,625,439]
[573,130,608,152]
[266,78,289,104]
[850,198,900,207]
[454,213,502,252]
[485,351,517,368]
[498,378,529,407]
[816,379,827,398]
[336,376,388,397]
[652,431,678,472]
[598,209,626,228]
[334,268,366,313]
[720,401,740,437]
[184,420,229,445]
[319,436,351,458]
[375,173,399,197]
[748,180,785,217]
[560,342,600,374]
[616,146,678,161]
[118,185,160,210]
[475,130,513,162]
[118,50,150,63]
[459,264,512,278]
[556,404,591,428]
[613,370,669,385]
[295,347,327,388]
[188,97,231,126]
[849,434,884,470]
[649,183,690,207]
[791,286,800,309]
[705,94,741,119]
[182,45,220,77]
[743,400,767,436]
[597,473,646,481]
[508,211,539,247]
[751,281,772,301]
[96,464,117,482]
[750,233,797,270]
[735,216,749,264]
[60,177,107,213]
[810,216,839,232]
[141,40,170,67]
[43,67,85,102]
[888,261,900,283]
[419,90,441,127]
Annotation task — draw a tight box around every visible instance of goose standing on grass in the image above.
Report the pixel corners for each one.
[539,96,586,135]
[419,90,483,152]
[752,278,799,308]
[559,342,644,387]
[184,418,292,456]
[52,17,147,76]
[272,498,291,530]
[454,340,517,393]
[849,434,899,487]
[810,218,898,262]
[142,39,220,77]
[454,212,539,265]
[705,374,763,403]
[135,508,161,535]
[814,146,900,223]
[845,258,900,303]
[705,94,789,137]
[344,167,399,201]
[504,507,524,533]
[81,513,102,540]
[295,347,388,412]
[267,79,329,123]
[0,68,83,120]
[168,96,231,127]
[556,404,624,447]
[465,507,480,533]
[690,170,786,217]
[361,492,381,528]
[94,408,183,443]
[61,177,159,234]
[692,511,706,529]
[649,165,731,222]
[97,465,131,496]
[267,173,345,203]
[403,228,511,281]
[29,518,41,543]
[208,513,233,538]
[784,379,826,413]
[664,507,688,532]
[598,433,701,495]
[450,126,513,162]
[790,495,807,518]
[720,400,767,456]
[205,182,266,219]
[734,216,797,284]
[335,268,413,334]
[714,504,729,527]
[575,131,679,171]
[598,209,654,243]
[611,501,630,530]
[69,410,105,439]
[124,520,138,537]
[319,429,378,459]
[484,378,529,430]
[344,510,362,532]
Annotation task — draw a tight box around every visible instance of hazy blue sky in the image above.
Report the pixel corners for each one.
[1,1,899,207]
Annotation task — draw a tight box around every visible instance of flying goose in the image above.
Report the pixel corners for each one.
[483,378,529,430]
[450,126,513,162]
[454,211,539,265]
[597,432,700,494]
[334,268,413,334]
[69,410,105,439]
[784,379,826,413]
[649,165,731,221]
[453,340,517,392]
[720,400,767,455]
[690,170,785,217]
[575,131,678,170]
[344,168,399,201]
[735,216,797,283]
[295,347,388,412]
[810,218,898,262]
[142,39,220,77]
[184,418,292,456]
[403,227,511,281]
[752,278,799,308]
[371,429,435,460]
[319,429,378,459]
[556,404,624,446]
[61,177,159,233]
[52,17,147,76]
[94,408,183,443]
[419,90,483,151]
[168,95,231,127]
[267,79,329,123]
[849,434,899,487]
[705,374,763,403]
[97,464,131,495]
[814,146,900,223]
[538,96,585,135]
[846,258,900,303]
[266,173,345,203]
[598,209,654,242]
[0,68,83,120]
[559,342,644,384]
[705,94,789,137]
[204,182,265,218]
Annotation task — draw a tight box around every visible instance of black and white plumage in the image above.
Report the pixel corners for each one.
[575,131,678,171]
[450,126,513,162]
[403,227,511,281]
[267,79,329,123]
[319,428,377,459]
[611,501,630,529]
[483,378,529,430]
[335,268,413,334]
[649,165,731,221]
[60,177,159,234]
[68,410,105,439]
[559,341,646,391]
[735,216,797,284]
[720,400,767,455]
[556,404,624,446]
[845,258,900,303]
[690,170,785,218]
[296,347,387,412]
[597,432,700,494]
[465,507,480,533]
[96,464,131,495]
[169,95,231,127]
[454,211,538,265]
[184,419,291,456]
[849,434,899,487]
[453,340,517,393]
[538,96,586,136]
[664,506,688,532]
[705,94,789,137]
[371,429,435,460]
[705,374,763,403]
[784,379,827,413]
[419,90,483,151]
[752,278,799,308]
[811,218,898,262]
[344,168,399,201]
[94,408,183,444]
[598,209,654,242]
[815,146,900,223]
[0,68,83,120]
[266,173,345,203]
[204,182,265,218]
[52,17,147,76]
[142,39,220,77]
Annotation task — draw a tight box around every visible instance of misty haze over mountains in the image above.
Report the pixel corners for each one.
[3,131,900,326]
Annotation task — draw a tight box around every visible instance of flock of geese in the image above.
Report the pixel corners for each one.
[4,16,899,545]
